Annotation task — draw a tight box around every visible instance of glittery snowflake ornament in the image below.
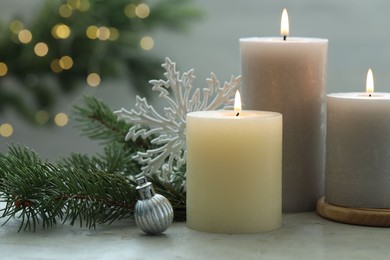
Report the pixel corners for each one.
[115,58,240,182]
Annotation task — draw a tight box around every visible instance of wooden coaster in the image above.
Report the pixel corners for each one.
[316,197,390,227]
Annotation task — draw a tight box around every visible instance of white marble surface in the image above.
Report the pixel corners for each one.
[1,212,390,259]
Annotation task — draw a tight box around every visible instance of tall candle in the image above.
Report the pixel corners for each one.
[325,69,390,208]
[240,9,328,212]
[186,92,282,233]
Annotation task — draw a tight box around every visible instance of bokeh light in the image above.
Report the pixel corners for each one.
[78,0,90,12]
[0,62,8,76]
[86,25,98,39]
[59,4,73,18]
[59,56,73,70]
[97,26,110,41]
[35,110,50,125]
[34,42,49,57]
[0,123,13,137]
[87,26,119,41]
[135,3,150,19]
[109,27,119,41]
[124,4,136,18]
[140,36,154,50]
[54,113,69,127]
[18,29,32,44]
[50,59,63,73]
[67,0,80,9]
[9,20,24,33]
[52,23,71,39]
[87,73,101,87]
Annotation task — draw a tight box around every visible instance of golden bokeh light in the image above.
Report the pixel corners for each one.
[9,20,24,33]
[50,59,63,73]
[124,4,136,18]
[0,62,8,76]
[135,3,150,19]
[59,56,73,70]
[78,0,90,12]
[18,29,32,44]
[59,4,73,18]
[52,23,71,39]
[0,123,13,138]
[35,110,50,125]
[87,26,118,41]
[109,27,119,41]
[67,0,80,9]
[54,113,69,126]
[87,73,101,87]
[34,42,49,57]
[140,36,154,51]
[86,25,98,39]
[97,26,110,41]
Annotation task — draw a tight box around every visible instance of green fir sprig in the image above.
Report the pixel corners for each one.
[0,145,137,232]
[0,96,187,231]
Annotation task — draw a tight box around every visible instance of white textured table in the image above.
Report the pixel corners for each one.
[1,212,389,259]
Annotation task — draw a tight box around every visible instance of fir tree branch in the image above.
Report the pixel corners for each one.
[0,146,59,231]
[0,144,187,231]
[51,167,136,228]
[73,96,149,151]
[73,96,130,144]
[62,143,140,176]
[0,146,136,231]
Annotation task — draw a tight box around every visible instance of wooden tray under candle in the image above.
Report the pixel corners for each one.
[316,197,390,227]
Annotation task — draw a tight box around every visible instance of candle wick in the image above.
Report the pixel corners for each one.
[369,94,372,97]
[283,35,287,41]
[236,112,240,117]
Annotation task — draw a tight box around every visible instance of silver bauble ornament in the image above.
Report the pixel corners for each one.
[134,176,174,234]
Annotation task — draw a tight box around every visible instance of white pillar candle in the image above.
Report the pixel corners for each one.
[186,92,282,233]
[326,69,390,208]
[240,9,328,212]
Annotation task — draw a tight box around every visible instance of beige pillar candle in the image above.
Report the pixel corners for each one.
[240,9,328,212]
[186,92,282,233]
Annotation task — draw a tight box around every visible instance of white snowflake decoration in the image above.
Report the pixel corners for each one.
[115,57,240,182]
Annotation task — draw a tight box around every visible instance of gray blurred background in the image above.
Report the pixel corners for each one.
[1,0,390,160]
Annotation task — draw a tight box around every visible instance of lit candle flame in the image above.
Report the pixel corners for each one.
[234,90,242,112]
[281,8,289,38]
[366,68,374,93]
